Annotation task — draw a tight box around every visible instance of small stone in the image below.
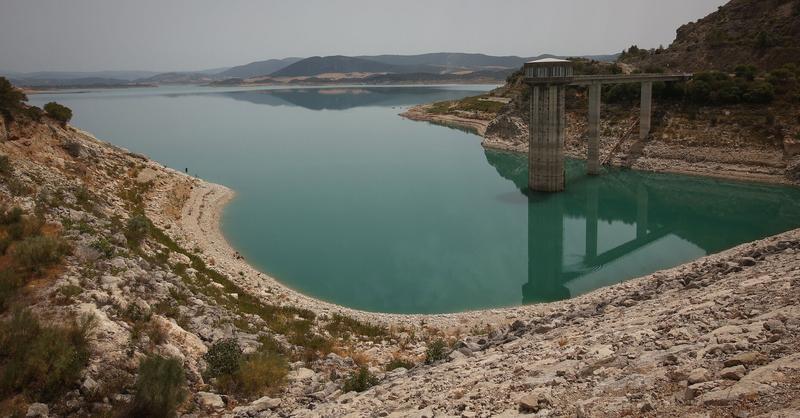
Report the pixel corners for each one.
[339,391,357,404]
[684,381,717,401]
[81,376,99,395]
[737,257,756,266]
[764,319,785,333]
[26,403,49,417]
[720,365,746,380]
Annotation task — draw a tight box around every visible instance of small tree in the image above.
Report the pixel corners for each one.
[0,77,26,118]
[131,355,186,418]
[43,102,72,125]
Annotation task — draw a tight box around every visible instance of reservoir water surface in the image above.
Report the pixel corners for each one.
[31,86,800,313]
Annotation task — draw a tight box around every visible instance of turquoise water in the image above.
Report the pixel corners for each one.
[30,86,800,314]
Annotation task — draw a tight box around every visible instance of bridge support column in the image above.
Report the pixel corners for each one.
[640,81,652,140]
[529,84,566,192]
[587,82,601,175]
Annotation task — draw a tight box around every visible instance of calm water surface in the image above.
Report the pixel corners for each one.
[31,86,800,313]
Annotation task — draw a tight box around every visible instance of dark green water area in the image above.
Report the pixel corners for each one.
[32,86,800,314]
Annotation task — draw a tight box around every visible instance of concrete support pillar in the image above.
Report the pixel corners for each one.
[636,183,649,239]
[585,181,598,261]
[640,81,653,141]
[587,82,602,175]
[529,84,566,192]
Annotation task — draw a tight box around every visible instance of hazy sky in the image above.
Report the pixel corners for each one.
[0,0,727,73]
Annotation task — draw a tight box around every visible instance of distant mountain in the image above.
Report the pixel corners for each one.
[620,0,800,72]
[270,56,403,77]
[217,58,302,78]
[359,53,536,72]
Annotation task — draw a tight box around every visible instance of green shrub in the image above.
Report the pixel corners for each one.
[236,351,288,396]
[203,338,242,379]
[90,238,115,258]
[23,106,44,122]
[342,366,378,393]
[755,31,778,50]
[324,314,387,341]
[125,214,150,247]
[734,65,758,81]
[424,339,448,364]
[768,68,797,86]
[74,186,92,207]
[43,102,72,125]
[131,355,186,418]
[13,235,70,273]
[0,309,91,402]
[0,206,22,225]
[0,270,26,312]
[385,358,415,371]
[0,155,12,177]
[743,81,775,103]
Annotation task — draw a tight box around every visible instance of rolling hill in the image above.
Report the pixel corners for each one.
[217,57,303,78]
[269,56,405,77]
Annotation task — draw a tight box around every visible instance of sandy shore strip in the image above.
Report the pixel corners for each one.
[400,104,491,136]
[151,168,800,332]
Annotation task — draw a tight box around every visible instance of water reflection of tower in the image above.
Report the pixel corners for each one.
[522,193,570,304]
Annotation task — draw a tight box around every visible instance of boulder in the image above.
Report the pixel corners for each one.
[719,365,746,380]
[289,367,315,381]
[26,403,48,418]
[518,388,553,413]
[250,395,281,411]
[724,352,766,367]
[196,391,224,410]
[687,367,711,384]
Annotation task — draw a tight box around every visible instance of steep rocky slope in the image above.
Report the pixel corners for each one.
[621,0,800,72]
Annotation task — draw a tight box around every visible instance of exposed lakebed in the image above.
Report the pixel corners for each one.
[31,85,800,313]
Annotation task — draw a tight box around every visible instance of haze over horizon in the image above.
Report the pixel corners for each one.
[1,0,727,73]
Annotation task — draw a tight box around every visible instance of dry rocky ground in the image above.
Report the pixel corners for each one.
[0,109,799,418]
